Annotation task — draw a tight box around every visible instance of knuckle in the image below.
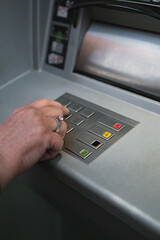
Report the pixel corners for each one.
[63,121,67,131]
[24,107,42,124]
[26,107,37,117]
[54,101,63,108]
[57,136,64,150]
[59,121,67,137]
[13,108,19,114]
[54,107,63,117]
[13,106,24,114]
[58,108,64,116]
[41,98,51,105]
[37,125,46,136]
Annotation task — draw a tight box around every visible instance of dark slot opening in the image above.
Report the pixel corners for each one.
[92,140,101,147]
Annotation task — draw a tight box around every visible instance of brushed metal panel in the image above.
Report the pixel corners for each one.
[0,71,160,239]
[57,93,138,164]
[0,0,32,86]
[75,22,160,98]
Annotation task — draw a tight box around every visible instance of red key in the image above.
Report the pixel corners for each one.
[113,123,123,130]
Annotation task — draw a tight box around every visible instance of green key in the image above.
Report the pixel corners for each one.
[80,149,89,157]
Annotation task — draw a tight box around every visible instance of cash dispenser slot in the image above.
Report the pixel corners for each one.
[75,22,160,101]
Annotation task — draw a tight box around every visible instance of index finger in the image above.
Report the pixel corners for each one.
[29,98,69,114]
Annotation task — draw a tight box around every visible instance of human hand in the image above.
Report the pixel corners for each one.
[0,98,69,189]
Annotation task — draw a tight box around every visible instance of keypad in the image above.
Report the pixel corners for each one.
[77,133,104,150]
[68,102,83,112]
[88,125,114,140]
[65,113,73,120]
[66,127,74,134]
[70,115,85,126]
[80,149,92,159]
[65,141,93,160]
[99,116,125,132]
[58,97,72,107]
[56,93,139,164]
[79,108,95,118]
[113,123,124,131]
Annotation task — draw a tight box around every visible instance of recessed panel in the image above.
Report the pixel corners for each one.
[56,93,139,164]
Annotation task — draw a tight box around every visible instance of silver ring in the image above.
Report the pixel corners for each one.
[54,118,62,133]
[58,115,64,121]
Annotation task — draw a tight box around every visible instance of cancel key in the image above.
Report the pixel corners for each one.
[99,116,125,131]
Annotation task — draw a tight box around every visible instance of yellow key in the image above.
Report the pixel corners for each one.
[102,132,112,139]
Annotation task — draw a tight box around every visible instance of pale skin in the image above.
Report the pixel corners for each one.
[0,98,69,190]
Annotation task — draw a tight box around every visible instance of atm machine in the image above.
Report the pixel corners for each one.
[0,0,160,239]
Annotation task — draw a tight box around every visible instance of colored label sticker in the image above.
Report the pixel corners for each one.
[56,31,62,43]
[80,149,89,157]
[113,123,123,130]
[102,132,112,139]
[48,53,64,64]
[52,41,64,54]
[57,6,68,18]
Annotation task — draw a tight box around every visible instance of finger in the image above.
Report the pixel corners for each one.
[56,120,67,138]
[29,98,68,112]
[40,133,64,161]
[62,106,69,115]
[30,99,69,116]
[45,117,59,132]
[46,117,67,136]
[41,106,68,119]
[40,150,60,161]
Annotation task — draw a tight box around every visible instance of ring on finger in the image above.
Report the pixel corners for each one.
[54,115,64,133]
[58,115,65,121]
